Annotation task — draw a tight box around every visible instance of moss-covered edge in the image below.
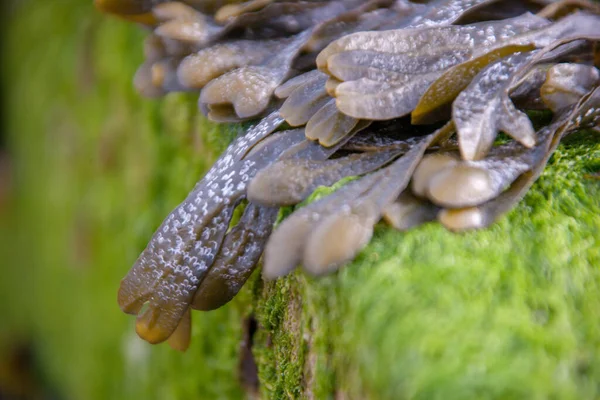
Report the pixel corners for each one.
[252,127,600,399]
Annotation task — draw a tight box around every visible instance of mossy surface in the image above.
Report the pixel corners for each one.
[2,1,600,399]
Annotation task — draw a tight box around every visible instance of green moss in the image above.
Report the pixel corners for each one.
[253,275,305,398]
[257,129,600,399]
[2,1,599,399]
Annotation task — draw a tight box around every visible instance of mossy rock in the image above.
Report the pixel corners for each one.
[1,1,599,399]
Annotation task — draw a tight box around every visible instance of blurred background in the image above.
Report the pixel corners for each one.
[0,1,250,398]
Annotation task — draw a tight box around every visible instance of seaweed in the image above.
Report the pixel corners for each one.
[247,148,402,206]
[262,122,453,277]
[98,0,600,349]
[319,12,600,120]
[440,85,600,230]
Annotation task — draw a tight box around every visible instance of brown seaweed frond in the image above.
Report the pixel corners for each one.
[98,0,600,349]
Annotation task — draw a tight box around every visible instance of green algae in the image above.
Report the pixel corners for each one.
[254,128,600,399]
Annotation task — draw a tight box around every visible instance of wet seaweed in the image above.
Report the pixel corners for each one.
[99,0,600,349]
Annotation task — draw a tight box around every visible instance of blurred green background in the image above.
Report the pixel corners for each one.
[1,1,600,399]
[1,1,247,398]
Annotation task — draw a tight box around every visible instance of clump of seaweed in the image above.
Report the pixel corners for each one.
[97,0,600,350]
